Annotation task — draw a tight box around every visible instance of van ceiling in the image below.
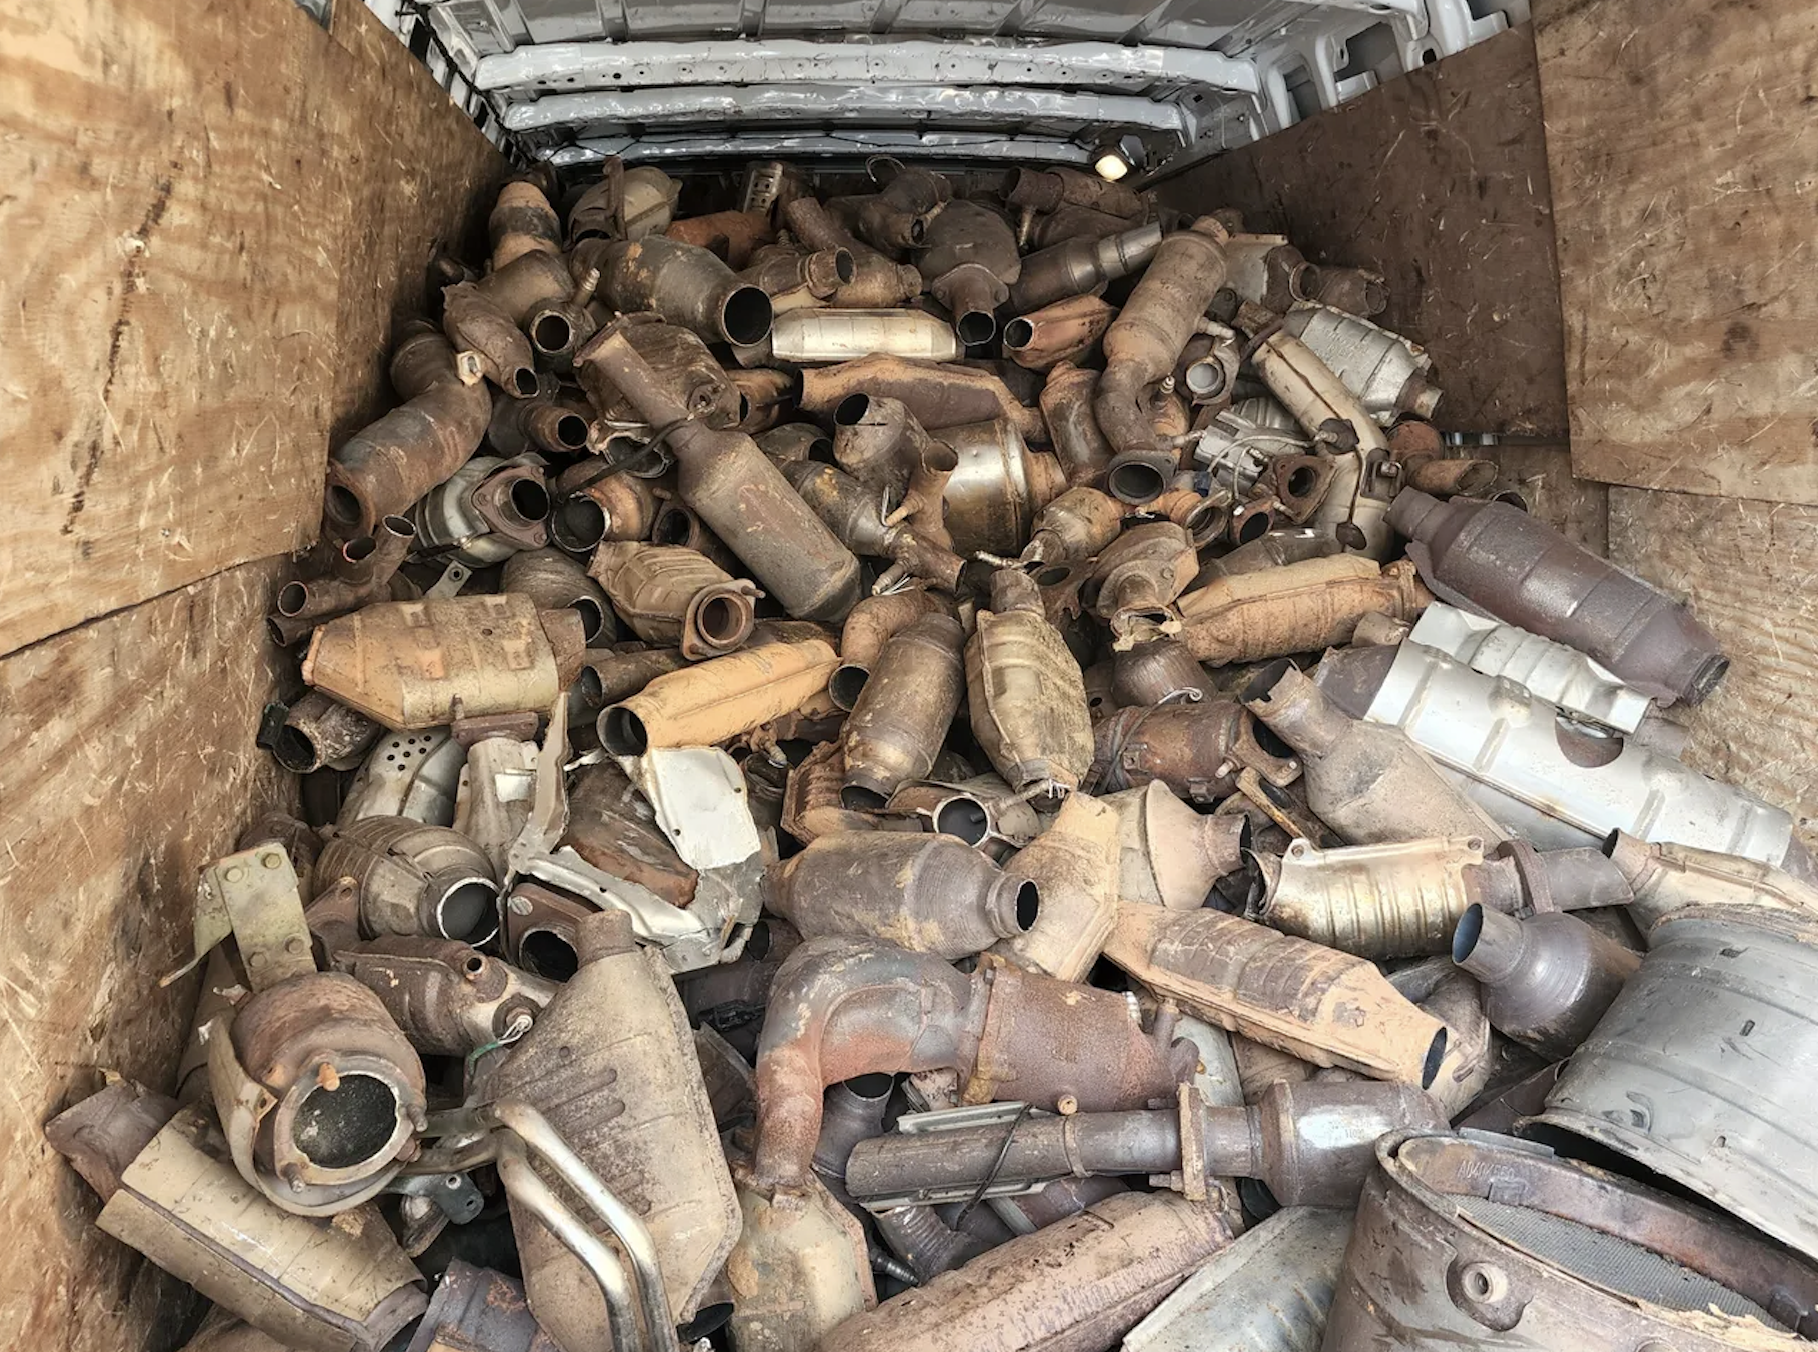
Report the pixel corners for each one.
[370,0,1526,179]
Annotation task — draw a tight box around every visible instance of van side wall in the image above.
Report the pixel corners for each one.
[0,0,503,1344]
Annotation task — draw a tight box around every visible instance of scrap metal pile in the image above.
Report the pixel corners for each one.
[47,162,1818,1352]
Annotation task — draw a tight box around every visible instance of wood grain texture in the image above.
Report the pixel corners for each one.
[0,0,504,657]
[1486,441,1609,554]
[0,559,297,1351]
[1609,487,1818,851]
[1534,0,1818,502]
[1155,26,1567,437]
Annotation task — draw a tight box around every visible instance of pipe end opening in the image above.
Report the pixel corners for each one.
[1002,318,1035,351]
[840,784,889,812]
[834,249,856,284]
[1014,880,1040,932]
[555,413,591,451]
[438,879,498,945]
[325,484,365,530]
[828,666,870,712]
[1233,509,1272,544]
[520,928,580,982]
[722,286,774,347]
[834,393,872,427]
[695,594,750,647]
[276,581,310,617]
[956,310,997,347]
[573,597,610,645]
[1452,903,1486,965]
[602,707,649,755]
[934,798,990,845]
[651,505,692,546]
[272,725,320,774]
[532,313,573,354]
[1420,1028,1449,1091]
[553,498,607,552]
[1107,460,1167,505]
[1241,658,1297,708]
[293,1074,401,1170]
[508,367,539,398]
[508,478,551,523]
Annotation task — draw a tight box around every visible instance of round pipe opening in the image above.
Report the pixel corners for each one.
[325,484,364,529]
[840,785,889,812]
[1692,653,1731,703]
[1185,361,1227,399]
[293,1074,401,1170]
[1033,565,1071,587]
[1107,460,1167,505]
[1002,318,1035,351]
[1233,509,1272,544]
[651,506,692,546]
[834,393,872,426]
[554,413,591,451]
[1250,719,1297,762]
[923,443,959,474]
[1294,263,1322,301]
[602,707,649,755]
[933,798,990,845]
[696,594,747,646]
[380,515,417,542]
[1285,466,1320,501]
[574,665,606,708]
[520,929,580,982]
[843,1072,896,1102]
[1451,903,1486,965]
[272,725,320,774]
[907,218,926,245]
[438,879,498,944]
[553,498,607,552]
[573,597,610,645]
[507,478,551,523]
[828,666,869,711]
[532,313,573,354]
[834,250,857,284]
[1241,658,1297,707]
[721,286,775,346]
[276,581,310,616]
[341,536,377,566]
[1014,880,1040,931]
[1420,1028,1449,1091]
[956,310,997,347]
[509,367,539,398]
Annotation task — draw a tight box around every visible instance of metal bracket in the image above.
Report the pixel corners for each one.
[191,846,315,990]
[424,560,473,599]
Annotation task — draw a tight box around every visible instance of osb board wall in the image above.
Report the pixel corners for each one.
[1609,491,1818,854]
[1535,0,1818,505]
[0,0,506,657]
[1154,25,1569,438]
[0,561,296,1350]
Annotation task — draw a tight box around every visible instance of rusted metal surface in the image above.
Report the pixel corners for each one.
[1244,659,1504,847]
[334,938,553,1057]
[581,321,861,621]
[848,1079,1441,1211]
[741,245,855,311]
[302,594,565,731]
[1104,783,1248,910]
[934,419,1067,559]
[404,1261,559,1352]
[1391,488,1728,706]
[1179,556,1432,667]
[916,200,1022,346]
[831,590,955,711]
[1097,218,1229,505]
[816,1191,1232,1352]
[274,690,382,774]
[1110,638,1215,707]
[990,792,1121,982]
[317,816,499,944]
[1007,221,1164,314]
[841,613,966,807]
[47,1096,426,1352]
[591,542,758,660]
[602,634,839,755]
[586,234,774,347]
[1085,521,1198,643]
[551,462,661,550]
[665,209,776,268]
[325,324,495,538]
[966,569,1094,799]
[766,831,1036,959]
[486,911,739,1338]
[1088,700,1247,805]
[1257,835,1490,960]
[1104,904,1448,1087]
[562,757,698,909]
[501,548,614,646]
[1038,362,1114,486]
[799,356,1047,446]
[1003,294,1116,372]
[726,1166,876,1352]
[1608,829,1818,933]
[1538,906,1818,1263]
[1325,1131,1818,1350]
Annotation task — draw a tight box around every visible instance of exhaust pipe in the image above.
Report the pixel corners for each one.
[781,459,968,593]
[1178,555,1432,666]
[489,179,562,270]
[664,208,775,268]
[765,831,1038,959]
[1007,220,1164,313]
[442,282,538,398]
[1005,165,1146,219]
[800,355,1047,446]
[1037,361,1115,487]
[841,612,966,806]
[577,321,861,621]
[1452,905,1639,1059]
[587,235,775,346]
[272,514,416,637]
[501,547,615,645]
[740,244,856,310]
[830,590,957,711]
[1103,782,1249,910]
[316,815,500,945]
[576,319,742,430]
[1003,294,1117,371]
[272,689,382,773]
[1605,828,1818,932]
[324,324,493,536]
[1021,485,1126,565]
[1390,487,1729,705]
[1243,659,1505,846]
[914,200,1021,346]
[1105,903,1451,1087]
[846,1079,1443,1211]
[750,938,1193,1192]
[1096,218,1230,504]
[589,542,758,660]
[600,633,838,755]
[1087,699,1248,804]
[965,568,1095,799]
[989,792,1121,982]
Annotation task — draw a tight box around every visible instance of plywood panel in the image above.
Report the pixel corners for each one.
[1155,26,1567,437]
[0,0,504,657]
[0,559,297,1351]
[1534,0,1818,503]
[1608,487,1818,852]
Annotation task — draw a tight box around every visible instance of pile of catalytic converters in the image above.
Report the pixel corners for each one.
[46,159,1818,1352]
